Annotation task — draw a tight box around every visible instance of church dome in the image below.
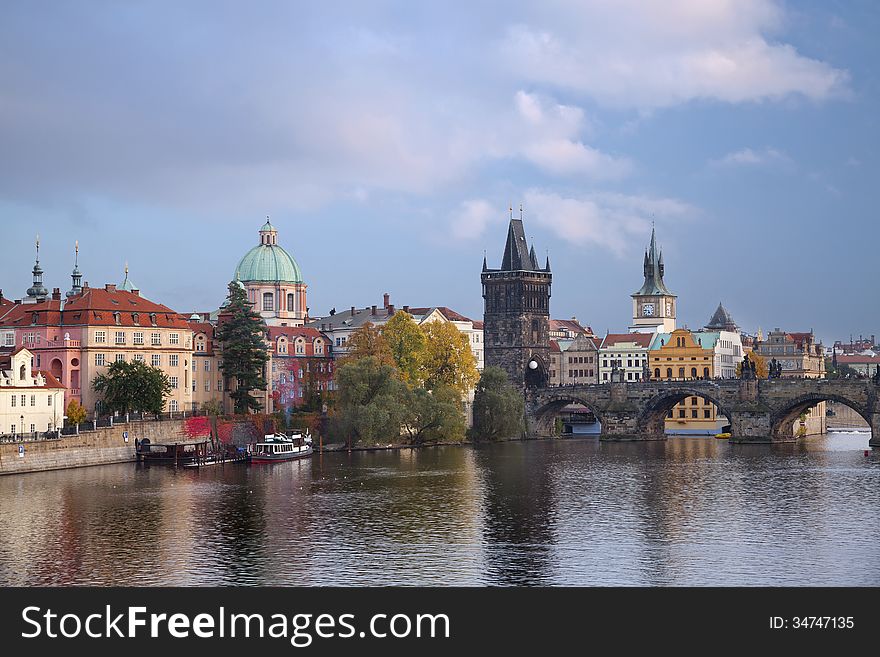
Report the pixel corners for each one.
[234,220,303,284]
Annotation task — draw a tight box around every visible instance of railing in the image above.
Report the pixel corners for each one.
[0,431,61,444]
[45,340,82,348]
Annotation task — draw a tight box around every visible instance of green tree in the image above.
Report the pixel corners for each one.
[403,385,467,445]
[825,356,859,379]
[92,360,172,415]
[382,311,426,386]
[342,321,394,366]
[332,356,409,446]
[419,321,479,397]
[202,399,223,416]
[471,366,525,441]
[65,398,87,425]
[217,281,269,414]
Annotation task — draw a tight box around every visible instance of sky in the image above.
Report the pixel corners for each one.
[1,1,877,345]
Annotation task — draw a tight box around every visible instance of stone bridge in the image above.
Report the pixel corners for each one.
[526,378,880,447]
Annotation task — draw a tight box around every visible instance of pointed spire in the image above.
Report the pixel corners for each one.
[545,253,551,272]
[529,243,538,269]
[634,225,672,296]
[500,207,534,271]
[482,251,488,272]
[67,240,83,298]
[27,234,49,302]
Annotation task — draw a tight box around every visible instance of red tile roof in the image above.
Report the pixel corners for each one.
[551,318,593,335]
[549,339,561,353]
[601,332,653,348]
[406,307,474,323]
[837,354,880,364]
[0,287,190,329]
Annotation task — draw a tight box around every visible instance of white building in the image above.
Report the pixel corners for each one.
[0,348,66,436]
[598,333,653,382]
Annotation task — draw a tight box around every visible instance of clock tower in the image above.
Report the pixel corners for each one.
[629,227,676,333]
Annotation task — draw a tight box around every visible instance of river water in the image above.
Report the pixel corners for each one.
[1,433,878,586]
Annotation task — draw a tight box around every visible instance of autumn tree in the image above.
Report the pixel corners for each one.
[216,281,269,414]
[402,385,467,445]
[735,351,769,379]
[382,311,426,386]
[342,321,394,366]
[419,321,479,398]
[471,366,525,441]
[332,356,409,446]
[65,398,87,425]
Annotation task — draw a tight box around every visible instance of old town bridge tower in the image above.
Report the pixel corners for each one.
[482,210,551,388]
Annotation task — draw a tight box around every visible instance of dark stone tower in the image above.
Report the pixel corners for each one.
[482,211,551,388]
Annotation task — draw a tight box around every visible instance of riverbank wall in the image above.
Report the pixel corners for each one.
[0,418,210,475]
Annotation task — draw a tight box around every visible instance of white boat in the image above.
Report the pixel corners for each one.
[248,430,313,463]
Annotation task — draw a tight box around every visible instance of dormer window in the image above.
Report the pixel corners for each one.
[114,311,121,325]
[132,313,139,324]
[19,364,26,381]
[149,313,157,326]
[31,313,38,325]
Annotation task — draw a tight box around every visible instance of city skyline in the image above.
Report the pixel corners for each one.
[1,1,877,343]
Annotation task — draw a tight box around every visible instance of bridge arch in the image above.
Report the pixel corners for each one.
[528,392,606,437]
[770,392,872,441]
[637,385,733,438]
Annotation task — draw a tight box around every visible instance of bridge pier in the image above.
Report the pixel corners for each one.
[727,409,777,444]
[870,414,880,450]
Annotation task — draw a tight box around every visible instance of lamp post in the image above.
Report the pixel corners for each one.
[20,414,24,440]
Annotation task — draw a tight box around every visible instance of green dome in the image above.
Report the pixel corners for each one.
[235,242,303,284]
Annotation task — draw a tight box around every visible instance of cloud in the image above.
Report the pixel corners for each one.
[450,199,501,240]
[498,1,849,109]
[711,147,792,167]
[524,189,696,257]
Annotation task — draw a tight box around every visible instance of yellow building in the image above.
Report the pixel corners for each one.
[649,328,724,434]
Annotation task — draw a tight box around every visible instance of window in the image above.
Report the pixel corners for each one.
[95,353,106,366]
[667,410,674,418]
[678,409,685,418]
[204,380,210,391]
[217,380,222,391]
[296,340,305,355]
[204,361,210,371]
[704,410,712,419]
[115,331,125,344]
[133,332,144,345]
[263,293,274,311]
[95,331,106,343]
[48,394,52,406]
[691,410,698,419]
[116,354,125,362]
[654,368,661,379]
[170,400,179,412]
[666,368,672,379]
[11,395,16,407]
[691,397,698,405]
[691,367,698,378]
[169,333,179,345]
[703,367,710,379]
[678,367,685,379]
[287,293,295,310]
[315,340,324,355]
[170,376,179,389]
[151,333,161,345]
[4,332,14,347]
[170,354,179,367]
[152,354,161,367]
[278,339,287,354]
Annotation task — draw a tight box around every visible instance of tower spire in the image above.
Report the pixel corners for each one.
[26,234,49,302]
[67,240,83,298]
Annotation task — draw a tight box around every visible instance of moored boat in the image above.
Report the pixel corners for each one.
[248,430,313,463]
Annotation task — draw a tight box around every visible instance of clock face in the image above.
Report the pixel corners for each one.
[643,303,655,317]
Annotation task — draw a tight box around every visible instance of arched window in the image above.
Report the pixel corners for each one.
[654,368,660,379]
[666,368,672,379]
[287,293,295,311]
[703,367,710,379]
[262,292,274,311]
[678,367,685,379]
[19,364,26,380]
[691,367,698,379]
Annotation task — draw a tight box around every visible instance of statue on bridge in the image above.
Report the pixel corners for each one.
[768,358,783,379]
[741,354,757,380]
[873,365,880,385]
[642,360,652,381]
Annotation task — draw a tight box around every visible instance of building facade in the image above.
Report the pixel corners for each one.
[0,348,66,436]
[630,228,676,334]
[598,333,653,382]
[557,333,600,385]
[482,213,552,387]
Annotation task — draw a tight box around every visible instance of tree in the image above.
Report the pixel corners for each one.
[419,321,479,397]
[92,360,172,415]
[65,398,87,425]
[735,352,769,379]
[382,311,426,386]
[332,356,409,446]
[342,321,394,366]
[202,399,223,416]
[216,281,269,414]
[403,385,467,445]
[825,356,860,379]
[471,366,525,441]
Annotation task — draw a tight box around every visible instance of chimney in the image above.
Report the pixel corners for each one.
[371,305,377,316]
[83,281,89,290]
[0,289,3,302]
[105,284,116,292]
[350,306,355,316]
[387,304,395,315]
[52,288,61,301]
[383,293,390,308]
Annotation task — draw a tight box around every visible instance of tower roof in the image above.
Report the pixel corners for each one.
[235,221,303,284]
[634,226,673,296]
[501,218,534,271]
[705,302,738,332]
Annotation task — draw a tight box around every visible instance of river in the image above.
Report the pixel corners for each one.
[1,432,878,586]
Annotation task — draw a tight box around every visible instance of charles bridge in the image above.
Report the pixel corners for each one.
[526,378,880,448]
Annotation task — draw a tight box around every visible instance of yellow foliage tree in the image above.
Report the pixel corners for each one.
[382,311,426,386]
[342,321,394,367]
[419,321,479,398]
[735,351,769,379]
[65,398,87,425]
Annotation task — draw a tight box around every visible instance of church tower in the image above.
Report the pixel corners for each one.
[629,227,676,333]
[25,235,49,303]
[482,208,552,387]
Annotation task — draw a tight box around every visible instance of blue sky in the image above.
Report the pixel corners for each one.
[1,1,877,344]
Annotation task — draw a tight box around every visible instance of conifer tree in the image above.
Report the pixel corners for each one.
[217,281,269,414]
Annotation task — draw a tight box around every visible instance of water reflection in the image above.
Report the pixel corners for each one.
[0,434,877,586]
